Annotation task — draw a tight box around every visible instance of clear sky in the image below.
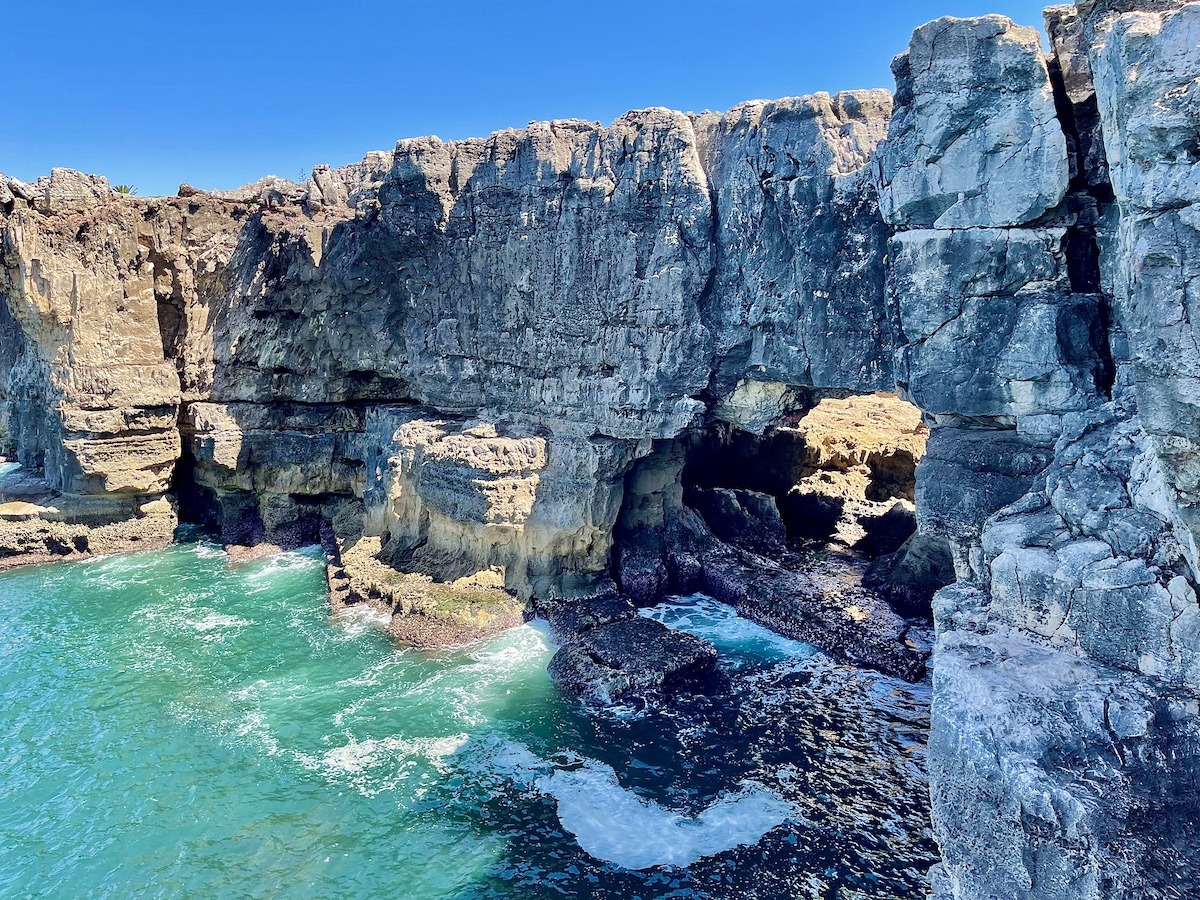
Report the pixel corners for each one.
[7,0,1056,197]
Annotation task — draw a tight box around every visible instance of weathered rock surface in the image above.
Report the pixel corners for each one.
[884,5,1200,897]
[547,615,718,701]
[874,16,1069,229]
[930,628,1200,900]
[696,92,896,393]
[1086,1,1200,580]
[3,4,1200,896]
[664,502,928,680]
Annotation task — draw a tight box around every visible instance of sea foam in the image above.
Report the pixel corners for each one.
[482,739,797,870]
[640,594,816,667]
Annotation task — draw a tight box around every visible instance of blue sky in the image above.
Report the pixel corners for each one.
[8,0,1054,197]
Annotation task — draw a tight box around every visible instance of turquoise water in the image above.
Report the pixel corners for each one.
[0,540,936,899]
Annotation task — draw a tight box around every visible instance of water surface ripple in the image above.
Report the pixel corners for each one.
[0,542,935,898]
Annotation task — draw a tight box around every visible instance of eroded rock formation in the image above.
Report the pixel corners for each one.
[2,1,1199,895]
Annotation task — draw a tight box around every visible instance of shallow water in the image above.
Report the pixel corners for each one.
[0,541,936,898]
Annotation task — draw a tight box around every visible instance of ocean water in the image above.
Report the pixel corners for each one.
[0,540,936,899]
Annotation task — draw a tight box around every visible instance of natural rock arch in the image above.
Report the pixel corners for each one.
[1,3,1199,897]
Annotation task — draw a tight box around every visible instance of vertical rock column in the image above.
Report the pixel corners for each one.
[1086,0,1200,574]
[0,170,183,559]
[873,15,1084,578]
[876,11,1200,898]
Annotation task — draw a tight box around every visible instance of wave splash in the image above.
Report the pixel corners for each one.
[480,739,797,870]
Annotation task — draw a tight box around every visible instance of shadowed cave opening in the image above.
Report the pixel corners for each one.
[613,391,954,680]
[685,393,925,557]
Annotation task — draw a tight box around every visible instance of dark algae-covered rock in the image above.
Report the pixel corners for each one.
[548,616,719,702]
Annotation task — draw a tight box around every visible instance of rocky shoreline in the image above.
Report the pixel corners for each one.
[3,2,1200,895]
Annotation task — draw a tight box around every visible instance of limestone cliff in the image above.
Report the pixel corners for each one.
[2,1,1199,896]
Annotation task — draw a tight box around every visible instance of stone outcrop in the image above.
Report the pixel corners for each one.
[3,2,1200,895]
[546,607,720,702]
[873,4,1200,898]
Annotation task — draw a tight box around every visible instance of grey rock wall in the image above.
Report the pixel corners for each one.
[696,91,895,394]
[1088,2,1200,578]
[2,4,1200,896]
[899,6,1200,897]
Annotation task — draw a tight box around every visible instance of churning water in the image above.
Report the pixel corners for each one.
[0,540,936,898]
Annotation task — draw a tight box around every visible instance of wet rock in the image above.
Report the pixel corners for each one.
[540,591,638,643]
[0,466,177,566]
[685,486,788,556]
[613,525,673,608]
[548,616,718,701]
[668,506,927,681]
[853,500,917,560]
[866,530,956,620]
[778,489,844,542]
[335,534,528,648]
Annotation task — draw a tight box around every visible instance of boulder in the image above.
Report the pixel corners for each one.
[548,616,718,701]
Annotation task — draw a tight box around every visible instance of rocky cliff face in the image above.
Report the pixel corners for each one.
[889,5,1200,898]
[2,1,1199,896]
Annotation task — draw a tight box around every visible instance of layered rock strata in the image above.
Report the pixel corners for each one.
[2,2,1200,895]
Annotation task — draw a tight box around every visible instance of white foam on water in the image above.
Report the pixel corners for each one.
[244,547,325,581]
[319,733,469,775]
[481,739,796,870]
[190,542,228,560]
[191,612,252,633]
[334,651,413,691]
[282,731,475,798]
[466,621,552,670]
[229,679,272,702]
[232,709,284,758]
[547,766,796,870]
[640,595,817,667]
[441,623,554,727]
[329,604,392,639]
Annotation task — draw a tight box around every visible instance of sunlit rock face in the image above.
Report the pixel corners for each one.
[0,174,181,496]
[696,91,897,394]
[1087,1,1200,577]
[2,3,1200,896]
[875,5,1200,898]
